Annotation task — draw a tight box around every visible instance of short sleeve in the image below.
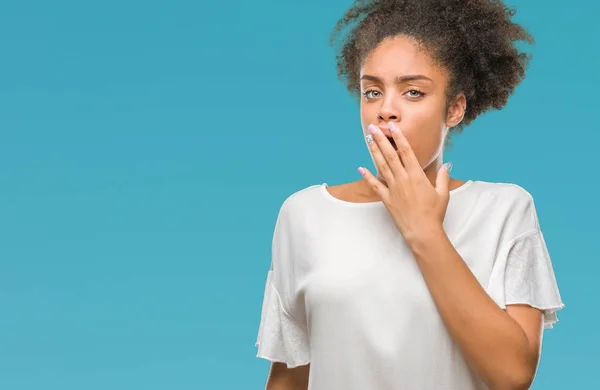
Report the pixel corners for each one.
[486,190,565,329]
[255,203,310,368]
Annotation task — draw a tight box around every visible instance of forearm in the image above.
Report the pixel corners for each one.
[265,381,297,390]
[265,363,309,390]
[407,225,537,390]
[266,378,307,390]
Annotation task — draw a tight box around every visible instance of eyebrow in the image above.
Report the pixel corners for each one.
[360,74,433,83]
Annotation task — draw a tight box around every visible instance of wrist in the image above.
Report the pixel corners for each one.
[404,222,447,256]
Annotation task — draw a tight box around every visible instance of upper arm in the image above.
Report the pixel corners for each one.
[266,362,310,390]
[505,304,545,364]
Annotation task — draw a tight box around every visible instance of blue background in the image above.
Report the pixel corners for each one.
[0,0,596,388]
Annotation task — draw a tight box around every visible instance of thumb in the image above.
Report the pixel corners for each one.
[435,162,452,198]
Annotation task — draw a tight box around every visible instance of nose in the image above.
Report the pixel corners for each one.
[377,96,399,122]
[378,111,398,123]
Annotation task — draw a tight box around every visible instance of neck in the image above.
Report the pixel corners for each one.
[375,158,444,189]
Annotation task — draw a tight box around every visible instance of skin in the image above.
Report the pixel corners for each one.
[328,35,467,203]
[265,35,544,390]
[359,35,465,192]
[264,364,309,390]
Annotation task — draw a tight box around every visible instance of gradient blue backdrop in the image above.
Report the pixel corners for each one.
[0,0,597,388]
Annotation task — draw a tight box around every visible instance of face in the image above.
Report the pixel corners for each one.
[359,35,465,178]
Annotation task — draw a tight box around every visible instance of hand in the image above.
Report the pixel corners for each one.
[358,122,452,243]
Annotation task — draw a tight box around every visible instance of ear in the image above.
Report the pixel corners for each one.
[446,94,467,128]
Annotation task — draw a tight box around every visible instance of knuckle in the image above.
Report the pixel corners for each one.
[398,147,410,159]
[379,163,391,176]
[385,150,398,161]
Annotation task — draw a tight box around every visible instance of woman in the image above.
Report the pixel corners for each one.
[255,0,564,389]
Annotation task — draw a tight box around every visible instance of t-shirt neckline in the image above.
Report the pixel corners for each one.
[320,180,474,207]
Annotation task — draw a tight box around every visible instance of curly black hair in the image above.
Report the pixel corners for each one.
[329,0,534,134]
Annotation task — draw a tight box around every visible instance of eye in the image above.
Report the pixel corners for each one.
[362,89,381,100]
[406,89,425,98]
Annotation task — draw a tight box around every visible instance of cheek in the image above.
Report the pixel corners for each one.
[360,104,377,125]
[402,110,446,165]
[402,110,440,142]
[409,102,444,125]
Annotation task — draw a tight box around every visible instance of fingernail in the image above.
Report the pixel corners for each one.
[444,162,453,173]
[368,124,378,135]
[358,167,366,175]
[389,122,398,132]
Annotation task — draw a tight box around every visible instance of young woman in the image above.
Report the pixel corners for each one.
[255,1,565,389]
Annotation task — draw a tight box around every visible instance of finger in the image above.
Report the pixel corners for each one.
[365,127,395,185]
[358,166,389,200]
[389,122,421,175]
[435,162,452,199]
[368,124,405,179]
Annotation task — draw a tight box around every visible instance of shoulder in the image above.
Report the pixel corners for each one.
[469,180,541,235]
[275,183,326,221]
[281,183,324,208]
[473,180,535,206]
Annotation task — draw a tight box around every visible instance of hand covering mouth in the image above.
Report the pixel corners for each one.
[386,136,398,151]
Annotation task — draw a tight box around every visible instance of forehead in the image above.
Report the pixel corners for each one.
[360,35,447,81]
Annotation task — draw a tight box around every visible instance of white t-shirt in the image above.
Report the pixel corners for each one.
[255,180,564,390]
